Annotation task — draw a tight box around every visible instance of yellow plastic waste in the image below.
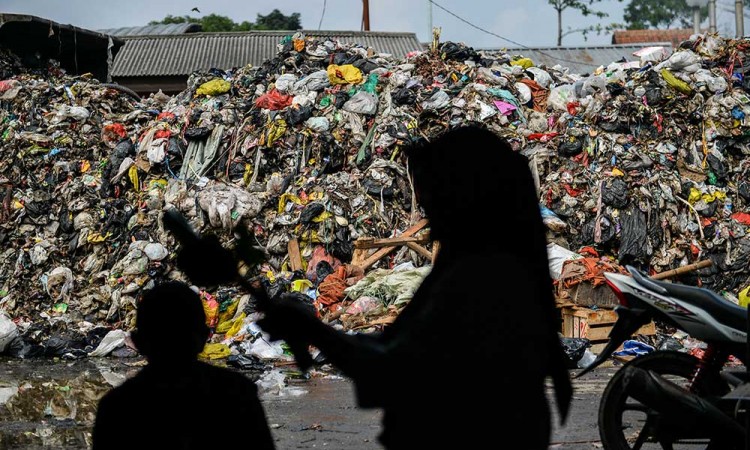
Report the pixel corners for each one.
[291,279,313,292]
[218,300,239,325]
[195,79,231,96]
[312,211,333,223]
[225,313,246,338]
[611,168,625,177]
[661,69,692,95]
[510,57,534,69]
[128,165,139,191]
[80,160,91,173]
[198,343,231,360]
[278,193,304,213]
[267,118,287,145]
[740,286,750,308]
[243,164,253,186]
[327,64,363,85]
[216,311,244,335]
[703,191,726,203]
[87,231,111,243]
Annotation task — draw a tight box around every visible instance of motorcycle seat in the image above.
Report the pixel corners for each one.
[628,266,747,332]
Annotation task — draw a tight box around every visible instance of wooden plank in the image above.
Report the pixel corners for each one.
[358,219,429,270]
[406,242,433,260]
[431,241,440,265]
[351,248,367,268]
[583,322,656,341]
[287,238,303,272]
[354,235,430,249]
[651,259,712,280]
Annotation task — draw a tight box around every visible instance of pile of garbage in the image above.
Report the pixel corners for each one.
[4,32,750,360]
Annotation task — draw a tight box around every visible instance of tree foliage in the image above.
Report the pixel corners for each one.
[148,9,301,32]
[623,0,750,30]
[624,0,706,29]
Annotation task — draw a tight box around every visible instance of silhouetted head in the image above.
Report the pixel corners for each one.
[132,281,208,365]
[405,125,543,257]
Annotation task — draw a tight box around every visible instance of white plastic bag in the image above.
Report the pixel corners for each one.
[548,84,577,111]
[0,313,18,353]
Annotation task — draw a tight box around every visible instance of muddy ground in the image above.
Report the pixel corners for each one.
[0,357,612,449]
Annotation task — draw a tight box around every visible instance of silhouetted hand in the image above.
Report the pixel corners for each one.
[258,294,319,344]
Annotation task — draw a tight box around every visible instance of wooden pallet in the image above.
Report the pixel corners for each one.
[561,306,656,354]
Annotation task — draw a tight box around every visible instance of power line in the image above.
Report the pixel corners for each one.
[427,0,601,68]
[318,0,327,30]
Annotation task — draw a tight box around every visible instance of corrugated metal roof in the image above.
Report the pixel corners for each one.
[111,30,423,77]
[99,23,202,37]
[482,44,674,75]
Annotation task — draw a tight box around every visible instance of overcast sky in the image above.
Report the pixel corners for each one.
[2,0,747,48]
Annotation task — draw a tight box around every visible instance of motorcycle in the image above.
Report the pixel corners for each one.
[576,264,750,449]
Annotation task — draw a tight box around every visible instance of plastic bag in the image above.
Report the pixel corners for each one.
[88,330,127,357]
[0,79,21,99]
[0,313,18,353]
[561,337,590,367]
[327,64,363,85]
[345,296,382,315]
[51,105,90,123]
[274,73,297,93]
[510,57,533,69]
[514,82,532,105]
[199,343,231,360]
[285,104,313,125]
[526,67,552,89]
[602,178,629,209]
[614,340,655,357]
[393,87,417,105]
[196,79,231,96]
[421,90,450,110]
[547,244,581,280]
[540,205,567,232]
[548,85,577,111]
[558,135,583,156]
[305,116,330,132]
[661,69,692,95]
[255,89,293,110]
[343,91,378,115]
[293,70,330,92]
[439,41,478,62]
[619,206,648,263]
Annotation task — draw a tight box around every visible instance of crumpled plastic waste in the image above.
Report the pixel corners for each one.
[614,340,655,357]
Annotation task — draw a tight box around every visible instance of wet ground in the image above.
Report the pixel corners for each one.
[0,357,613,449]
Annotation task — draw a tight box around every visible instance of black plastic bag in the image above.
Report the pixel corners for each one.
[739,181,750,201]
[353,59,379,73]
[582,215,616,246]
[300,202,325,223]
[602,178,629,209]
[440,42,479,62]
[393,87,417,106]
[558,135,583,156]
[185,127,211,140]
[706,153,728,182]
[286,105,313,125]
[619,206,649,263]
[560,337,590,369]
[315,261,335,286]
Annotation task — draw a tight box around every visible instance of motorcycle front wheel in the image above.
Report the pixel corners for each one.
[598,350,729,450]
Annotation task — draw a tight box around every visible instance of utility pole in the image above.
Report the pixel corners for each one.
[709,0,717,33]
[362,0,371,31]
[736,0,745,37]
[428,0,433,41]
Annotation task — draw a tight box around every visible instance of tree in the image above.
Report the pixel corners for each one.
[623,0,750,30]
[624,0,706,29]
[549,0,609,46]
[148,9,301,32]
[253,9,302,30]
